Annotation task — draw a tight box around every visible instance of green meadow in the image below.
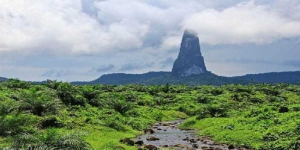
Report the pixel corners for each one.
[0,79,299,149]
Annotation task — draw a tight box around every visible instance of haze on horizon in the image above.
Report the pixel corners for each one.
[0,0,300,81]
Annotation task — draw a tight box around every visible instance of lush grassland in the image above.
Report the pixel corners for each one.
[0,79,299,149]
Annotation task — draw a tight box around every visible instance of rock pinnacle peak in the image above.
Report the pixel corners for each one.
[172,29,207,77]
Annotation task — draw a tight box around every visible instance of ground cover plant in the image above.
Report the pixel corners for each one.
[0,79,299,149]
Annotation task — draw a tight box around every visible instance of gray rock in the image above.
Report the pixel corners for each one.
[172,29,207,77]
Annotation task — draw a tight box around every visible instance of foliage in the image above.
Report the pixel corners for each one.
[0,79,299,149]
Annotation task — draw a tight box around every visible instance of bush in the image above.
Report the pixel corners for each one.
[19,91,62,116]
[0,115,36,136]
[40,117,63,129]
[56,132,92,150]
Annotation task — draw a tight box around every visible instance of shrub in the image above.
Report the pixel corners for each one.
[0,115,36,136]
[56,132,92,150]
[19,91,62,116]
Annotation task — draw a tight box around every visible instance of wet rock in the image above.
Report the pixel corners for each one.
[144,144,158,150]
[174,144,185,148]
[182,137,189,141]
[144,129,155,134]
[162,122,171,126]
[192,144,199,148]
[146,136,160,141]
[190,138,196,143]
[201,147,214,150]
[119,138,134,146]
[135,140,144,145]
[228,145,235,149]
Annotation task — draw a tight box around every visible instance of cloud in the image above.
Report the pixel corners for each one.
[119,62,155,71]
[283,60,300,68]
[160,57,175,68]
[0,0,211,55]
[81,0,98,17]
[160,35,182,51]
[2,0,300,55]
[41,69,72,78]
[0,0,148,55]
[214,59,300,69]
[223,59,270,64]
[94,64,115,72]
[183,1,300,45]
[1,0,300,81]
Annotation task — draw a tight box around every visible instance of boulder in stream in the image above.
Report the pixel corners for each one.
[144,128,155,134]
[134,140,144,145]
[146,136,160,141]
[144,144,158,150]
[174,144,185,148]
[119,138,134,146]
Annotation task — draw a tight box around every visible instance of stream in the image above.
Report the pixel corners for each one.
[126,120,249,150]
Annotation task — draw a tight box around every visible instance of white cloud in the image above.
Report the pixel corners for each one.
[160,35,182,50]
[0,0,211,55]
[183,1,300,45]
[0,0,149,55]
[3,0,299,54]
[1,0,300,81]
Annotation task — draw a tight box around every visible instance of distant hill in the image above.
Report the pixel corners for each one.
[72,71,170,85]
[235,71,300,84]
[72,72,252,85]
[142,72,253,86]
[2,71,299,85]
[71,71,300,85]
[0,77,8,81]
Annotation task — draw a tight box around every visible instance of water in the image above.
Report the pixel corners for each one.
[134,120,246,150]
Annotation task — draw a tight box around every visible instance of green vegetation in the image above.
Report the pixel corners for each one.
[0,79,299,149]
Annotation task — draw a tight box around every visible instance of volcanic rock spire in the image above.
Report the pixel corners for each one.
[172,29,207,77]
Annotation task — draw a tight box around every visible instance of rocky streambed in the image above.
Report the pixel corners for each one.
[120,120,250,150]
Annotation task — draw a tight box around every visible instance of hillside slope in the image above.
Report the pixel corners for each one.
[73,71,300,85]
[235,71,300,84]
[0,77,8,81]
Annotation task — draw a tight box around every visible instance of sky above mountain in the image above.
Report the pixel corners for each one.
[0,0,300,81]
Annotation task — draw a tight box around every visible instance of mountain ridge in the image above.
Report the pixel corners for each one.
[0,77,8,81]
[2,71,299,85]
[70,71,300,85]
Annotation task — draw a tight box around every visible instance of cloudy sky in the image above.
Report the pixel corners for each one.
[0,0,300,81]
